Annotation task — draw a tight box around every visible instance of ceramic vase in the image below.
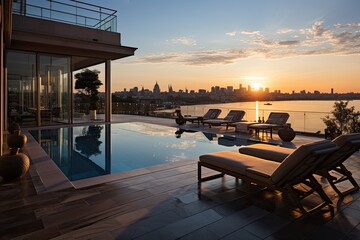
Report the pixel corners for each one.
[278,128,296,142]
[0,150,30,181]
[7,130,27,149]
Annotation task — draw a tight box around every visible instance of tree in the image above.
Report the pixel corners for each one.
[74,69,103,110]
[75,125,103,158]
[322,100,360,139]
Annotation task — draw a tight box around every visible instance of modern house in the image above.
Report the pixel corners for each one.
[0,0,136,155]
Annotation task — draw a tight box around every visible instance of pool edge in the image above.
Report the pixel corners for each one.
[23,130,75,193]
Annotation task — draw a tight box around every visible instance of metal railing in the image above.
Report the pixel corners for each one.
[13,0,117,32]
[180,105,329,134]
[74,102,330,133]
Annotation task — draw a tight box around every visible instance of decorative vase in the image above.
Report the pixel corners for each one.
[7,130,27,149]
[278,128,296,142]
[0,150,30,181]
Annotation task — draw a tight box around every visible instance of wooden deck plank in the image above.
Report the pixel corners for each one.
[1,127,360,239]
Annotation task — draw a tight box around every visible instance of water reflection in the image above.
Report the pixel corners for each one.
[75,125,103,158]
[31,123,241,181]
[174,128,197,138]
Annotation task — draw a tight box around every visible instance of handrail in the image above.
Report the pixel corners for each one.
[13,0,117,32]
[72,102,331,134]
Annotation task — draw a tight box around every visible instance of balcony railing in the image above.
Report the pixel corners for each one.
[13,0,117,32]
[74,102,330,134]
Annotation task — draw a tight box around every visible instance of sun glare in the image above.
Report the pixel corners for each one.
[253,83,261,91]
[241,76,267,91]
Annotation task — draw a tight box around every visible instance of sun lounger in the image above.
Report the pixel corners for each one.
[238,133,360,197]
[198,140,338,215]
[248,112,290,138]
[176,108,221,125]
[203,110,246,130]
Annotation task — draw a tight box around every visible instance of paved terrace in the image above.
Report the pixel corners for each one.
[1,115,360,239]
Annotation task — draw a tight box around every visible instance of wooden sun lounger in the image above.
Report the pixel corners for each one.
[176,109,221,125]
[203,110,246,130]
[239,133,360,197]
[248,112,290,138]
[198,140,338,215]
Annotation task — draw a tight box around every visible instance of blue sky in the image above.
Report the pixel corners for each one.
[85,0,360,93]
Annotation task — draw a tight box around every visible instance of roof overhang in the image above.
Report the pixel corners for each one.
[9,15,137,70]
[3,0,13,46]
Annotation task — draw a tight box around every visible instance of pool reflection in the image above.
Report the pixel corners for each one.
[30,123,241,181]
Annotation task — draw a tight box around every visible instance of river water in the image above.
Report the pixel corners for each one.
[180,100,360,133]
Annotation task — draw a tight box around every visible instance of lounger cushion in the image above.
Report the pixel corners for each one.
[271,140,337,184]
[325,133,360,168]
[203,119,227,124]
[199,151,280,184]
[204,109,222,119]
[333,133,360,147]
[239,144,294,162]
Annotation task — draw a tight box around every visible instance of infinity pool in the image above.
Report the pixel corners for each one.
[29,122,248,181]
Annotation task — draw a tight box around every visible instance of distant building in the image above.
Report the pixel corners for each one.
[331,88,334,94]
[130,87,138,94]
[198,89,206,94]
[153,81,160,94]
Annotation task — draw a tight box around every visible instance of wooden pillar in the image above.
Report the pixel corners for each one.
[0,3,4,155]
[105,60,111,122]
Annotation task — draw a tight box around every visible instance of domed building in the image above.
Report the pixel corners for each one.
[153,81,161,94]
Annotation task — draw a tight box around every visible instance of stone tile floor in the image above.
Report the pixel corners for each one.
[1,115,360,239]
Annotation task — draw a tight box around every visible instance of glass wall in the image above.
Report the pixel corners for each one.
[39,55,70,124]
[7,51,70,127]
[7,51,37,126]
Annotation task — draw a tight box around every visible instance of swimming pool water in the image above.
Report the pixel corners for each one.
[30,122,247,181]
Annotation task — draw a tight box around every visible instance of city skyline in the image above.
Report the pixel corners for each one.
[85,0,360,93]
[114,81,348,95]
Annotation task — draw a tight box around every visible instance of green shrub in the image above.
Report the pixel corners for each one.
[323,100,360,139]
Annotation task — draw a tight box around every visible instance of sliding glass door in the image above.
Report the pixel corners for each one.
[7,51,71,127]
[7,51,37,126]
[39,55,70,124]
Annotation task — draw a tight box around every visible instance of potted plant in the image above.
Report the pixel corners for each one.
[74,69,103,120]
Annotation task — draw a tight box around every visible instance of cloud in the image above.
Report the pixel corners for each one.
[277,28,294,34]
[278,40,300,46]
[127,20,360,66]
[169,36,197,46]
[241,30,260,35]
[136,54,178,63]
[226,31,237,37]
[180,49,248,65]
[334,23,360,28]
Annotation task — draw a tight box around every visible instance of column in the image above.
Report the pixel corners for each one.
[105,60,111,122]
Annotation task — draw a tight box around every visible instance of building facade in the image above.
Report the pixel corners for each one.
[0,0,137,154]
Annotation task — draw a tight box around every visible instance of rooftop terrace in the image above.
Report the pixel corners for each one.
[1,115,360,239]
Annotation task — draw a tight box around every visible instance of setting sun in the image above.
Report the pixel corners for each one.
[252,83,261,91]
[241,76,267,91]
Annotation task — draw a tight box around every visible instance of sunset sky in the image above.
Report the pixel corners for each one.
[87,0,360,93]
